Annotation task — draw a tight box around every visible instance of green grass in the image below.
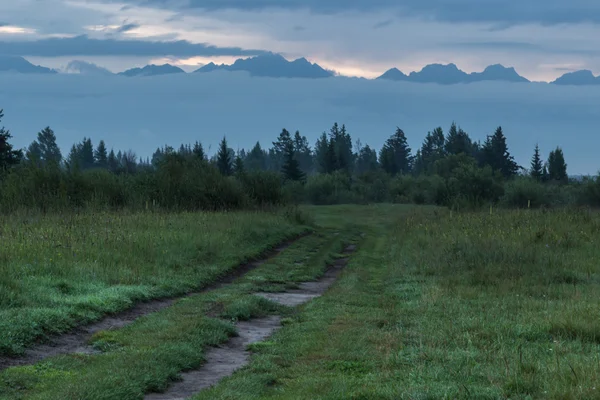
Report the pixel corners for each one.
[0,226,357,399]
[192,205,600,399]
[5,204,600,399]
[0,209,309,356]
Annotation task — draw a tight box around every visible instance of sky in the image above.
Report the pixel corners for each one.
[1,0,600,80]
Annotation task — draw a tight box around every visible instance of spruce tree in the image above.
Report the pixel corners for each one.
[547,147,568,182]
[0,109,22,171]
[108,149,119,173]
[530,143,543,181]
[95,140,108,168]
[80,137,95,170]
[193,141,206,160]
[480,126,519,178]
[272,128,293,171]
[246,142,267,170]
[293,130,313,173]
[26,141,42,165]
[379,127,413,176]
[444,122,474,156]
[217,136,233,176]
[281,141,305,182]
[314,132,332,173]
[234,154,245,176]
[355,144,378,174]
[66,144,82,171]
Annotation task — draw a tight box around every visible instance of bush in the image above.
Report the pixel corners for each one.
[500,177,548,208]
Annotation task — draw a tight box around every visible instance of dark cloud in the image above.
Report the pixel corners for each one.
[373,19,393,29]
[453,41,544,51]
[293,25,306,31]
[0,22,8,27]
[115,0,600,25]
[0,35,267,57]
[116,23,140,33]
[454,41,600,56]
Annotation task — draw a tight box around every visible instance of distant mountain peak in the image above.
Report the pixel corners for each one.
[194,53,334,79]
[0,55,57,74]
[118,64,185,77]
[377,63,529,84]
[552,69,599,85]
[376,67,408,81]
[470,64,529,83]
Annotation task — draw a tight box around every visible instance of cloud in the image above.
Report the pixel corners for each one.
[116,23,140,33]
[373,19,393,29]
[0,34,267,57]
[105,0,600,25]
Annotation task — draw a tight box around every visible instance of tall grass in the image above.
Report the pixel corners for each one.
[0,210,308,356]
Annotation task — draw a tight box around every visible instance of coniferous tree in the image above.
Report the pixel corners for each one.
[314,132,334,173]
[122,150,137,174]
[547,147,568,182]
[480,126,519,178]
[234,155,245,176]
[355,144,378,174]
[66,144,82,171]
[272,128,293,171]
[108,149,119,173]
[415,127,445,174]
[0,109,22,171]
[379,127,413,176]
[530,143,544,181]
[245,141,267,171]
[217,136,233,176]
[95,140,108,168]
[193,141,205,160]
[26,141,42,165]
[282,141,305,182]
[293,130,313,173]
[331,123,354,173]
[80,137,95,170]
[33,126,62,166]
[445,122,474,156]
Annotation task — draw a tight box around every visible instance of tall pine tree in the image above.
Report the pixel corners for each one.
[0,109,22,171]
[217,136,233,176]
[547,147,568,183]
[95,140,108,169]
[530,143,543,181]
[480,126,519,178]
[281,141,305,182]
[379,127,413,176]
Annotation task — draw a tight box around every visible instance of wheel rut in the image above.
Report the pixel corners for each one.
[144,243,357,400]
[0,234,310,372]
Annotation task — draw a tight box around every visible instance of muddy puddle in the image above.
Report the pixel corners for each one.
[0,238,304,372]
[145,244,357,400]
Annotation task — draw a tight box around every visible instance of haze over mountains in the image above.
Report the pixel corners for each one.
[1,53,599,85]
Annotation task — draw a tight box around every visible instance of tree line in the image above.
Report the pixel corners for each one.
[1,107,595,213]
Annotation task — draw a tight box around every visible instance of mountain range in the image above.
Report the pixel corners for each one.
[377,63,530,84]
[0,54,599,85]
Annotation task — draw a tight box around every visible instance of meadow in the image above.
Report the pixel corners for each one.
[2,204,600,399]
[0,209,309,356]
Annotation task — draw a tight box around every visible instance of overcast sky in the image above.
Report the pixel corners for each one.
[1,0,600,80]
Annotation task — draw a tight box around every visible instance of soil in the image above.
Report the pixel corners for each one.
[143,243,357,400]
[145,316,282,400]
[0,235,308,372]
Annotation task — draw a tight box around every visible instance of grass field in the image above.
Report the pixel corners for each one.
[0,209,309,356]
[3,204,600,399]
[196,205,600,399]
